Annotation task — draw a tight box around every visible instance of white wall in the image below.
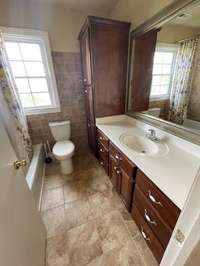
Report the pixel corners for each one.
[109,0,174,29]
[157,24,200,43]
[0,0,105,52]
[0,0,178,52]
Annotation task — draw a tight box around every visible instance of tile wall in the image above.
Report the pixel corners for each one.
[27,52,88,155]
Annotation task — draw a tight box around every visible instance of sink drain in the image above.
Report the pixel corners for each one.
[141,150,146,154]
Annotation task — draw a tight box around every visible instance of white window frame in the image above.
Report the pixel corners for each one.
[150,42,178,102]
[0,27,60,115]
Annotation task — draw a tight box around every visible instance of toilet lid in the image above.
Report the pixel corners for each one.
[53,140,75,159]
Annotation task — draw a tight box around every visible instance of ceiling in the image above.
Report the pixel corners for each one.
[170,3,200,28]
[41,0,119,14]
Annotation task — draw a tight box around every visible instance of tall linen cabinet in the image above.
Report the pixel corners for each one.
[79,16,130,154]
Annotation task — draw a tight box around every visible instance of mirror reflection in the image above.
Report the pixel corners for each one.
[131,4,200,133]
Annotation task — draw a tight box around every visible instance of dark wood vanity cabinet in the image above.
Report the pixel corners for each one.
[96,129,109,174]
[132,170,180,262]
[96,129,136,211]
[96,128,181,262]
[109,142,136,211]
[79,16,130,154]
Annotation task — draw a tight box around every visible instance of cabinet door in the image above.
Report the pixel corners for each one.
[120,169,135,211]
[109,156,121,193]
[84,85,95,123]
[130,29,159,111]
[80,28,92,86]
[87,121,96,154]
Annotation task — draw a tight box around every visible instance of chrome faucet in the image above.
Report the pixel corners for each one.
[145,129,160,142]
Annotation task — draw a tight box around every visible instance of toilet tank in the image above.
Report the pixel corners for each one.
[49,121,71,141]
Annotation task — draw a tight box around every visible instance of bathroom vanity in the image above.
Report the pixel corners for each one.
[96,115,200,262]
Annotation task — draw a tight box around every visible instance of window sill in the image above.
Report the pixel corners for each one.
[150,95,170,102]
[24,106,61,116]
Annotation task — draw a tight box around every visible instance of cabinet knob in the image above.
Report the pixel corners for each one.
[100,161,104,166]
[99,136,103,140]
[84,89,87,93]
[100,148,104,153]
[84,78,87,82]
[88,123,91,128]
[115,154,120,160]
[114,166,117,170]
[116,170,121,175]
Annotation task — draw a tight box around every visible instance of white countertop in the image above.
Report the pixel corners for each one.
[96,115,200,210]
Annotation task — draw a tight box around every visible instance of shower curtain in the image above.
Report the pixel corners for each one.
[169,37,199,124]
[0,33,33,170]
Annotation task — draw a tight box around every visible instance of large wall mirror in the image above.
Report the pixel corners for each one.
[127,0,200,141]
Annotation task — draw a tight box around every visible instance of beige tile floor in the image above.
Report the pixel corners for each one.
[41,153,158,266]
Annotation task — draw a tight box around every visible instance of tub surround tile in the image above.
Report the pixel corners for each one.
[27,52,88,156]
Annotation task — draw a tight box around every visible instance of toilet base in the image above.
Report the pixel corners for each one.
[60,158,73,175]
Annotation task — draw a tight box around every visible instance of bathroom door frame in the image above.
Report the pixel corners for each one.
[160,167,200,265]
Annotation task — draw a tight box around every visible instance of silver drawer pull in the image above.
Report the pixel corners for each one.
[144,209,157,226]
[148,191,163,207]
[100,148,104,153]
[141,226,151,242]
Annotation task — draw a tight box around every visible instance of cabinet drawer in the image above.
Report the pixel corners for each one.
[97,129,109,150]
[132,205,164,263]
[133,186,172,249]
[109,156,121,192]
[109,142,122,164]
[109,142,136,177]
[137,170,180,229]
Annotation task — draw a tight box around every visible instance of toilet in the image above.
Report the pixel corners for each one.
[49,120,75,175]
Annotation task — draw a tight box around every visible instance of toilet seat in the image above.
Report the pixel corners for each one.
[52,140,75,160]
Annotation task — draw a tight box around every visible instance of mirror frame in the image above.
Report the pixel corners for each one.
[127,0,200,145]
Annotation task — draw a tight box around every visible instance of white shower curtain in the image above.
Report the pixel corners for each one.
[0,33,33,170]
[169,37,199,124]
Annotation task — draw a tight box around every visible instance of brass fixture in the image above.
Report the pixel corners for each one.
[13,159,27,170]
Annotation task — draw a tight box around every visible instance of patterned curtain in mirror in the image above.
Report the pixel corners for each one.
[0,33,33,171]
[169,37,199,124]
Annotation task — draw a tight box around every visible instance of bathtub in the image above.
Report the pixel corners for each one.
[26,144,45,210]
[183,118,200,133]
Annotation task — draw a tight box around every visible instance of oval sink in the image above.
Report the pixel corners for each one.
[119,133,169,157]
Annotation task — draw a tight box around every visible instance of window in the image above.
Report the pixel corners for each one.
[150,43,178,100]
[1,28,60,114]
